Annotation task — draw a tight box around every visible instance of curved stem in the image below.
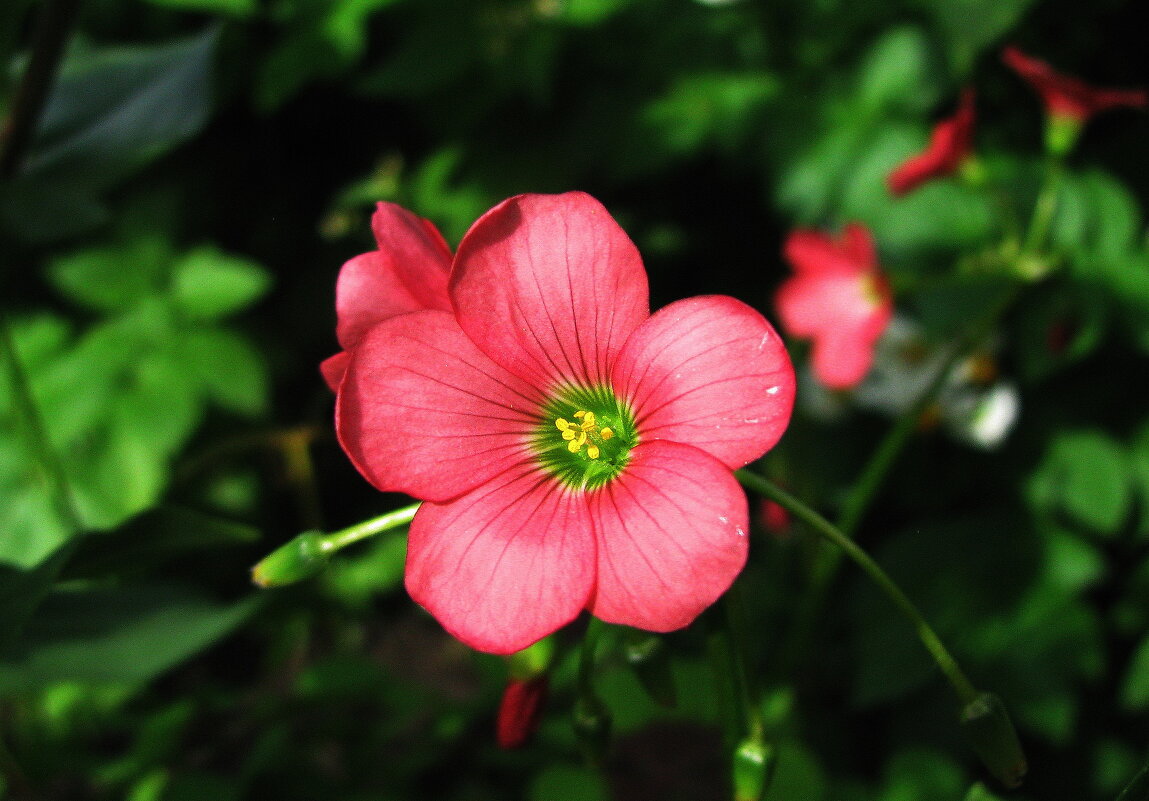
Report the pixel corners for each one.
[320,502,420,553]
[737,471,979,705]
[723,582,764,740]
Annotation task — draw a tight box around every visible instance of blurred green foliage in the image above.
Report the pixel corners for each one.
[3,0,1149,799]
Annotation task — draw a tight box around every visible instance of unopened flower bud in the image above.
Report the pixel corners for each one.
[251,531,328,587]
[623,632,677,708]
[496,676,548,749]
[960,692,1027,788]
[732,736,777,801]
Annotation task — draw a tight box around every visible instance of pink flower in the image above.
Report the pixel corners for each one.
[1002,46,1148,124]
[320,202,453,391]
[335,192,795,654]
[757,499,791,540]
[888,89,976,196]
[775,224,893,390]
[496,676,548,749]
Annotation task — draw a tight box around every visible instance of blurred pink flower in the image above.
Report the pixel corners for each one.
[888,89,976,196]
[334,192,796,653]
[775,224,892,390]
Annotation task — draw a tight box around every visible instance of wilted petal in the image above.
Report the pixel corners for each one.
[451,192,649,389]
[336,310,543,502]
[406,468,596,654]
[612,296,794,468]
[587,440,748,632]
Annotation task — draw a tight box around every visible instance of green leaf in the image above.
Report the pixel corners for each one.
[911,0,1037,73]
[0,544,75,652]
[529,764,608,801]
[172,247,271,320]
[1120,636,1149,710]
[47,237,171,313]
[0,30,218,242]
[175,327,269,416]
[855,27,938,114]
[140,0,256,16]
[1056,170,1142,264]
[0,584,257,692]
[1027,429,1132,536]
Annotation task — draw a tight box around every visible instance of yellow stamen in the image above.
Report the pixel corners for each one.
[556,418,571,431]
[601,427,614,440]
[573,410,585,419]
[581,411,595,428]
[587,445,600,459]
[561,429,576,441]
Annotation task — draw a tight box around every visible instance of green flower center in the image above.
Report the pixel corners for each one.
[533,384,637,491]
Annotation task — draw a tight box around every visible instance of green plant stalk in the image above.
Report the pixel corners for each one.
[0,0,84,178]
[1022,156,1066,258]
[723,582,764,741]
[0,313,83,533]
[320,502,421,553]
[737,471,979,706]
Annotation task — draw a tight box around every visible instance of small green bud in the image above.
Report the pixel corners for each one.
[507,636,555,680]
[623,631,677,708]
[251,531,328,587]
[960,692,1027,788]
[732,736,777,801]
[1045,114,1082,158]
[572,694,612,766]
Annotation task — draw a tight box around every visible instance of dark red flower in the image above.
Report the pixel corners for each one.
[888,89,976,196]
[496,676,549,749]
[1002,46,1148,124]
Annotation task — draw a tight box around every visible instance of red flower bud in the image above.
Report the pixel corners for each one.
[888,89,976,196]
[496,676,548,749]
[1002,46,1147,125]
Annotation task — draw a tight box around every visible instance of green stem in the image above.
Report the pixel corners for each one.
[723,583,764,740]
[838,281,1021,538]
[0,313,83,533]
[0,0,84,178]
[320,502,420,553]
[1021,156,1065,258]
[737,471,979,706]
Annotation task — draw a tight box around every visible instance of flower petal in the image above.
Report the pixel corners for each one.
[336,310,543,502]
[320,351,350,392]
[612,296,794,469]
[406,467,596,654]
[587,440,748,632]
[810,329,881,390]
[334,203,452,350]
[782,229,863,279]
[451,192,649,389]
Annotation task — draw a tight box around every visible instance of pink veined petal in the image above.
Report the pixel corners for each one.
[334,203,452,350]
[336,310,544,503]
[587,440,749,632]
[370,201,454,309]
[451,192,650,390]
[611,296,795,469]
[406,466,596,654]
[320,351,350,392]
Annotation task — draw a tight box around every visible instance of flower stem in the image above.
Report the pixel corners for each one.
[736,471,979,706]
[251,502,420,587]
[723,582,764,740]
[1021,156,1065,259]
[319,502,420,553]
